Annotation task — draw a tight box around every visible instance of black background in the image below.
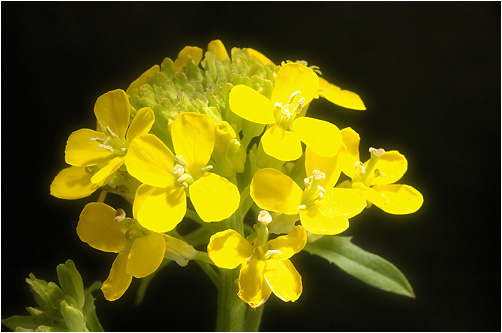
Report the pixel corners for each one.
[2,2,500,332]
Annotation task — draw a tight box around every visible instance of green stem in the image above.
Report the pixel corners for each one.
[245,304,265,332]
[215,212,246,331]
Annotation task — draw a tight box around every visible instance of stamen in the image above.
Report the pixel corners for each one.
[265,250,281,257]
[275,102,282,109]
[105,126,118,138]
[97,144,114,153]
[89,137,105,144]
[369,147,386,157]
[175,155,188,168]
[201,165,213,173]
[114,209,126,222]
[173,164,184,177]
[355,161,365,174]
[312,170,326,180]
[177,174,193,184]
[257,210,273,225]
[294,97,305,114]
[247,254,254,263]
[288,91,302,103]
[298,204,307,211]
[374,169,385,177]
[304,177,311,188]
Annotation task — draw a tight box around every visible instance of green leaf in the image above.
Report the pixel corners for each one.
[82,281,104,332]
[56,260,85,310]
[2,315,37,331]
[304,235,415,298]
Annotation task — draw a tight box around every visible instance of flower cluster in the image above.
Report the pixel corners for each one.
[50,39,423,308]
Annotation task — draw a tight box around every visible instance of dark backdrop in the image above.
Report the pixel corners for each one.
[2,2,500,331]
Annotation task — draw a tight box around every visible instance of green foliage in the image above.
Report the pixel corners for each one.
[2,260,104,332]
[305,236,415,298]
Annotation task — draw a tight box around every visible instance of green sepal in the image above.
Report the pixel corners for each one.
[59,300,86,332]
[304,235,415,298]
[56,260,85,310]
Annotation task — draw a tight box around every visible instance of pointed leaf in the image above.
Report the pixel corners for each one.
[305,235,415,297]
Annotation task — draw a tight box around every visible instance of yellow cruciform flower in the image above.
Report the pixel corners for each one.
[124,112,240,233]
[250,147,367,235]
[208,222,307,308]
[229,62,342,161]
[76,202,196,301]
[50,89,154,199]
[340,127,424,214]
[245,49,366,111]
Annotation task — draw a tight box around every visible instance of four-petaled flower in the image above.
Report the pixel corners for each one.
[250,146,367,235]
[50,89,154,199]
[124,112,240,233]
[229,62,342,161]
[339,127,424,214]
[76,202,196,301]
[208,223,307,308]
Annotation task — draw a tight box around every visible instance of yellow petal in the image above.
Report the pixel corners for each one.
[299,204,349,235]
[355,183,424,215]
[126,65,160,95]
[207,39,229,60]
[125,134,176,188]
[189,172,240,222]
[318,77,366,110]
[292,117,342,157]
[94,89,130,139]
[207,229,253,269]
[126,107,155,143]
[229,85,276,124]
[267,226,307,260]
[340,127,361,178]
[171,112,215,174]
[250,168,303,215]
[365,150,408,186]
[127,232,166,278]
[238,259,271,308]
[305,147,342,189]
[317,188,367,219]
[264,259,302,303]
[173,46,203,71]
[247,48,274,65]
[135,184,186,233]
[261,125,302,161]
[76,202,128,253]
[65,129,112,166]
[271,63,319,106]
[90,156,124,186]
[164,235,197,267]
[101,252,132,301]
[50,166,98,199]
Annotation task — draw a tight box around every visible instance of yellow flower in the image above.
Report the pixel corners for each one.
[250,147,367,235]
[340,127,424,214]
[245,50,366,111]
[208,220,307,308]
[76,202,196,301]
[229,62,342,161]
[124,112,240,233]
[50,89,154,199]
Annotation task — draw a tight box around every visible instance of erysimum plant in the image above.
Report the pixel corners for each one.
[3,39,423,332]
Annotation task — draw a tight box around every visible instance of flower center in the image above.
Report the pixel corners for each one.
[353,147,386,184]
[274,91,306,130]
[91,125,128,157]
[299,170,326,210]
